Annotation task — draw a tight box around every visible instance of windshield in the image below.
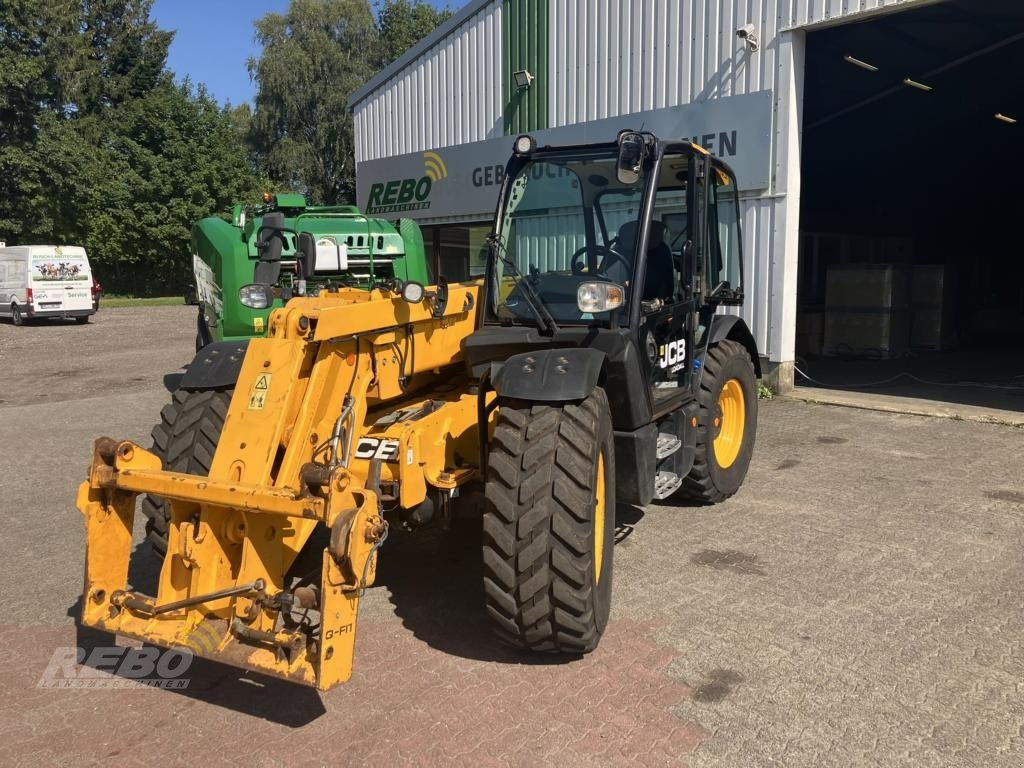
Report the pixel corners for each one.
[490,151,646,326]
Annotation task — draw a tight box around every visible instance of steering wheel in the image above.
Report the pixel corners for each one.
[571,245,629,276]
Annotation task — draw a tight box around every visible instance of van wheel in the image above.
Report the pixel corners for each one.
[483,388,615,653]
[141,388,232,554]
[75,316,89,324]
[677,340,757,502]
[11,304,23,326]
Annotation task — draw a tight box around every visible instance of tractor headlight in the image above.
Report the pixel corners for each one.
[239,283,273,309]
[577,282,624,313]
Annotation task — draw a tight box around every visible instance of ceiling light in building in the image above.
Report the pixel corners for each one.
[902,78,933,92]
[843,55,878,72]
[513,69,534,91]
[994,113,1017,124]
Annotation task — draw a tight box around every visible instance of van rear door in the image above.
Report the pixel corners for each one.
[30,253,93,313]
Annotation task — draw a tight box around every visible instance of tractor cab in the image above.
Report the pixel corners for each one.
[466,130,760,505]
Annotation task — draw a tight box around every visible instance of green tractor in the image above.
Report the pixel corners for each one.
[192,193,431,348]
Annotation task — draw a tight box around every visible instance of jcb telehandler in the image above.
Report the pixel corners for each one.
[77,131,760,690]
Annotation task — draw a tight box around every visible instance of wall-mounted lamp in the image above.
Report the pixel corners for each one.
[513,69,534,90]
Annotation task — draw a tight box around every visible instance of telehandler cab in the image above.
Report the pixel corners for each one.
[77,131,760,690]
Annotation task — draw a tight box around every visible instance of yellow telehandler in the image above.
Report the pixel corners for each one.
[77,132,760,690]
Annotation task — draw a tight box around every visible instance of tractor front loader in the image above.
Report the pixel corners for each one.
[78,132,761,690]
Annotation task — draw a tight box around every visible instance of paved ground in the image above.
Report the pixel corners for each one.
[1,307,1022,767]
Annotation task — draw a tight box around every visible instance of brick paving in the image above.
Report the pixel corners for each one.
[2,308,1023,766]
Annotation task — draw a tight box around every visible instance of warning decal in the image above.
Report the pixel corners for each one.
[248,373,272,410]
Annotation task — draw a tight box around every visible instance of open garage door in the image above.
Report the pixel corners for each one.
[797,0,1024,415]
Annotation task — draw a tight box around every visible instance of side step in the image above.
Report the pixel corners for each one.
[656,432,682,460]
[653,470,682,500]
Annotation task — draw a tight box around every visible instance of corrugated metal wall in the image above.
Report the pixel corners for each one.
[543,0,925,356]
[351,0,931,362]
[354,1,504,163]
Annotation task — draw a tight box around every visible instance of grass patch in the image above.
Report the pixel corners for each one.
[101,296,185,308]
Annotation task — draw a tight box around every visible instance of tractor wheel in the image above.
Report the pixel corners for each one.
[141,388,232,554]
[483,387,615,653]
[677,340,757,503]
[11,304,23,326]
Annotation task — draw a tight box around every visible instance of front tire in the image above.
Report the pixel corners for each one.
[677,340,757,502]
[141,388,232,554]
[483,388,615,653]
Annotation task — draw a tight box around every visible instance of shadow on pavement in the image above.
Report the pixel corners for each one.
[377,500,639,665]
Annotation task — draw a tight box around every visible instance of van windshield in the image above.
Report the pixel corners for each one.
[32,255,90,282]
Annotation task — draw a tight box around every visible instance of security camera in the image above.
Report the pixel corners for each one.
[736,23,759,52]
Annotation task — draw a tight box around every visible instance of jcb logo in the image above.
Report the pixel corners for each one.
[658,339,687,369]
[354,437,400,462]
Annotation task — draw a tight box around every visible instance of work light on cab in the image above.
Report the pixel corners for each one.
[514,134,536,155]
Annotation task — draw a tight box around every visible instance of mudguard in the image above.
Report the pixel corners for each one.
[490,347,605,402]
[180,340,249,390]
[708,315,761,376]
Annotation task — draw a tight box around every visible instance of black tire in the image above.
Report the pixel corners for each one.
[677,340,757,503]
[483,387,615,653]
[75,315,89,324]
[141,388,232,554]
[11,304,23,326]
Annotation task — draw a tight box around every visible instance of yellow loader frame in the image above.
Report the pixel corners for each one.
[78,284,489,690]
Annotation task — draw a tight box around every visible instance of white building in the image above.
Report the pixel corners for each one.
[349,0,1024,390]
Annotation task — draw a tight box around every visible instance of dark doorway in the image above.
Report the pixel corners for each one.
[797,0,1024,412]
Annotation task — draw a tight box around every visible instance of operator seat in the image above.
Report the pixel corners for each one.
[613,220,675,301]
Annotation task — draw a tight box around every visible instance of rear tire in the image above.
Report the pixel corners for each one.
[75,316,89,324]
[11,304,23,326]
[483,388,615,653]
[141,388,232,554]
[677,340,757,503]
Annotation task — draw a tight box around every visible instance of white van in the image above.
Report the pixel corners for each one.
[0,245,97,325]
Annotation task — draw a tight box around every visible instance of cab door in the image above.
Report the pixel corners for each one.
[637,150,699,415]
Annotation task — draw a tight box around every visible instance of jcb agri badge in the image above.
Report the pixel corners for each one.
[248,373,272,410]
[658,338,687,374]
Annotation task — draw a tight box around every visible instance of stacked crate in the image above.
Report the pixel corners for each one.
[910,265,954,350]
[823,264,910,358]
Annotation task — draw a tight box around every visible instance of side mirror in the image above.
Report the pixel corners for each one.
[616,131,646,185]
[239,283,274,309]
[254,211,285,285]
[401,281,425,303]
[297,232,315,281]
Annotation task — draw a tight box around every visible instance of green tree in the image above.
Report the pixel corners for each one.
[1,0,264,295]
[376,0,451,67]
[25,81,264,294]
[248,0,377,205]
[249,0,451,205]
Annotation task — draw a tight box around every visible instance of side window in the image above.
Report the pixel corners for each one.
[708,168,743,296]
[646,154,692,307]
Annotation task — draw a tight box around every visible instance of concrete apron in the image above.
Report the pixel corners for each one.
[786,387,1024,428]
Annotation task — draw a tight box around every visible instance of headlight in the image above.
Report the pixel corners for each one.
[239,283,272,309]
[577,281,624,313]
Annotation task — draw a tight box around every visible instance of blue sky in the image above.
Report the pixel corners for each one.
[151,0,462,106]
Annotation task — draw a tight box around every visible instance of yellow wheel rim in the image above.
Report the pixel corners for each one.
[713,378,745,469]
[594,453,606,582]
